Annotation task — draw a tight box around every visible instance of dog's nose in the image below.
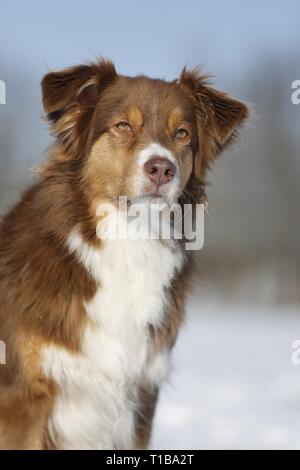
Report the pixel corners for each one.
[144,157,176,187]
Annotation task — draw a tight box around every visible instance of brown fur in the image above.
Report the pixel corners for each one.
[0,59,248,449]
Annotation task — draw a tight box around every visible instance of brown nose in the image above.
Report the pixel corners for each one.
[144,157,176,187]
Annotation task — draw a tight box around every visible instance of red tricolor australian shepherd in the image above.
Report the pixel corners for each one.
[0,59,249,449]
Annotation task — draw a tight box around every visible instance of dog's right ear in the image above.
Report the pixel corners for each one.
[179,67,249,178]
[41,60,117,154]
[42,60,117,114]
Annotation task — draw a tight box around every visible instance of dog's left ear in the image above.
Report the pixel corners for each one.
[42,60,117,114]
[179,67,249,177]
[41,60,117,156]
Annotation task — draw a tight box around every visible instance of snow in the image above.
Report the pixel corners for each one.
[151,299,300,449]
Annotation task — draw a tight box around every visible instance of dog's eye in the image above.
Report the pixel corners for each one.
[174,128,189,140]
[116,121,132,132]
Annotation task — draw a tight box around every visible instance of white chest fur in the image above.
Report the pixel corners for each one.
[42,208,184,450]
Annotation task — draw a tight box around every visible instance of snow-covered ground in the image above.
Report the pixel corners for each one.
[151,299,300,449]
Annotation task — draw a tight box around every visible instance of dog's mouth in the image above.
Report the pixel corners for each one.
[129,168,182,206]
[128,193,170,206]
[144,190,166,200]
[137,181,180,204]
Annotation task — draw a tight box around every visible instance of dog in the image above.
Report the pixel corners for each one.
[0,59,249,449]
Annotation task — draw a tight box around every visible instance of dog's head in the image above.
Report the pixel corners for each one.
[42,60,249,207]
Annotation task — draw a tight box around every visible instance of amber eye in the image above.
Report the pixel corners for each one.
[174,128,189,140]
[116,121,132,132]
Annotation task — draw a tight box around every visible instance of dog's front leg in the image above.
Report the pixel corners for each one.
[0,386,53,450]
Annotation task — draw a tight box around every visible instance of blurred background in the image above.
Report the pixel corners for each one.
[1,0,300,449]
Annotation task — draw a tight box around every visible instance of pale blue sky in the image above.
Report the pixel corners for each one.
[1,0,299,81]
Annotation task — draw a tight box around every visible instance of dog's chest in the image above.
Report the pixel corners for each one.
[42,220,183,450]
